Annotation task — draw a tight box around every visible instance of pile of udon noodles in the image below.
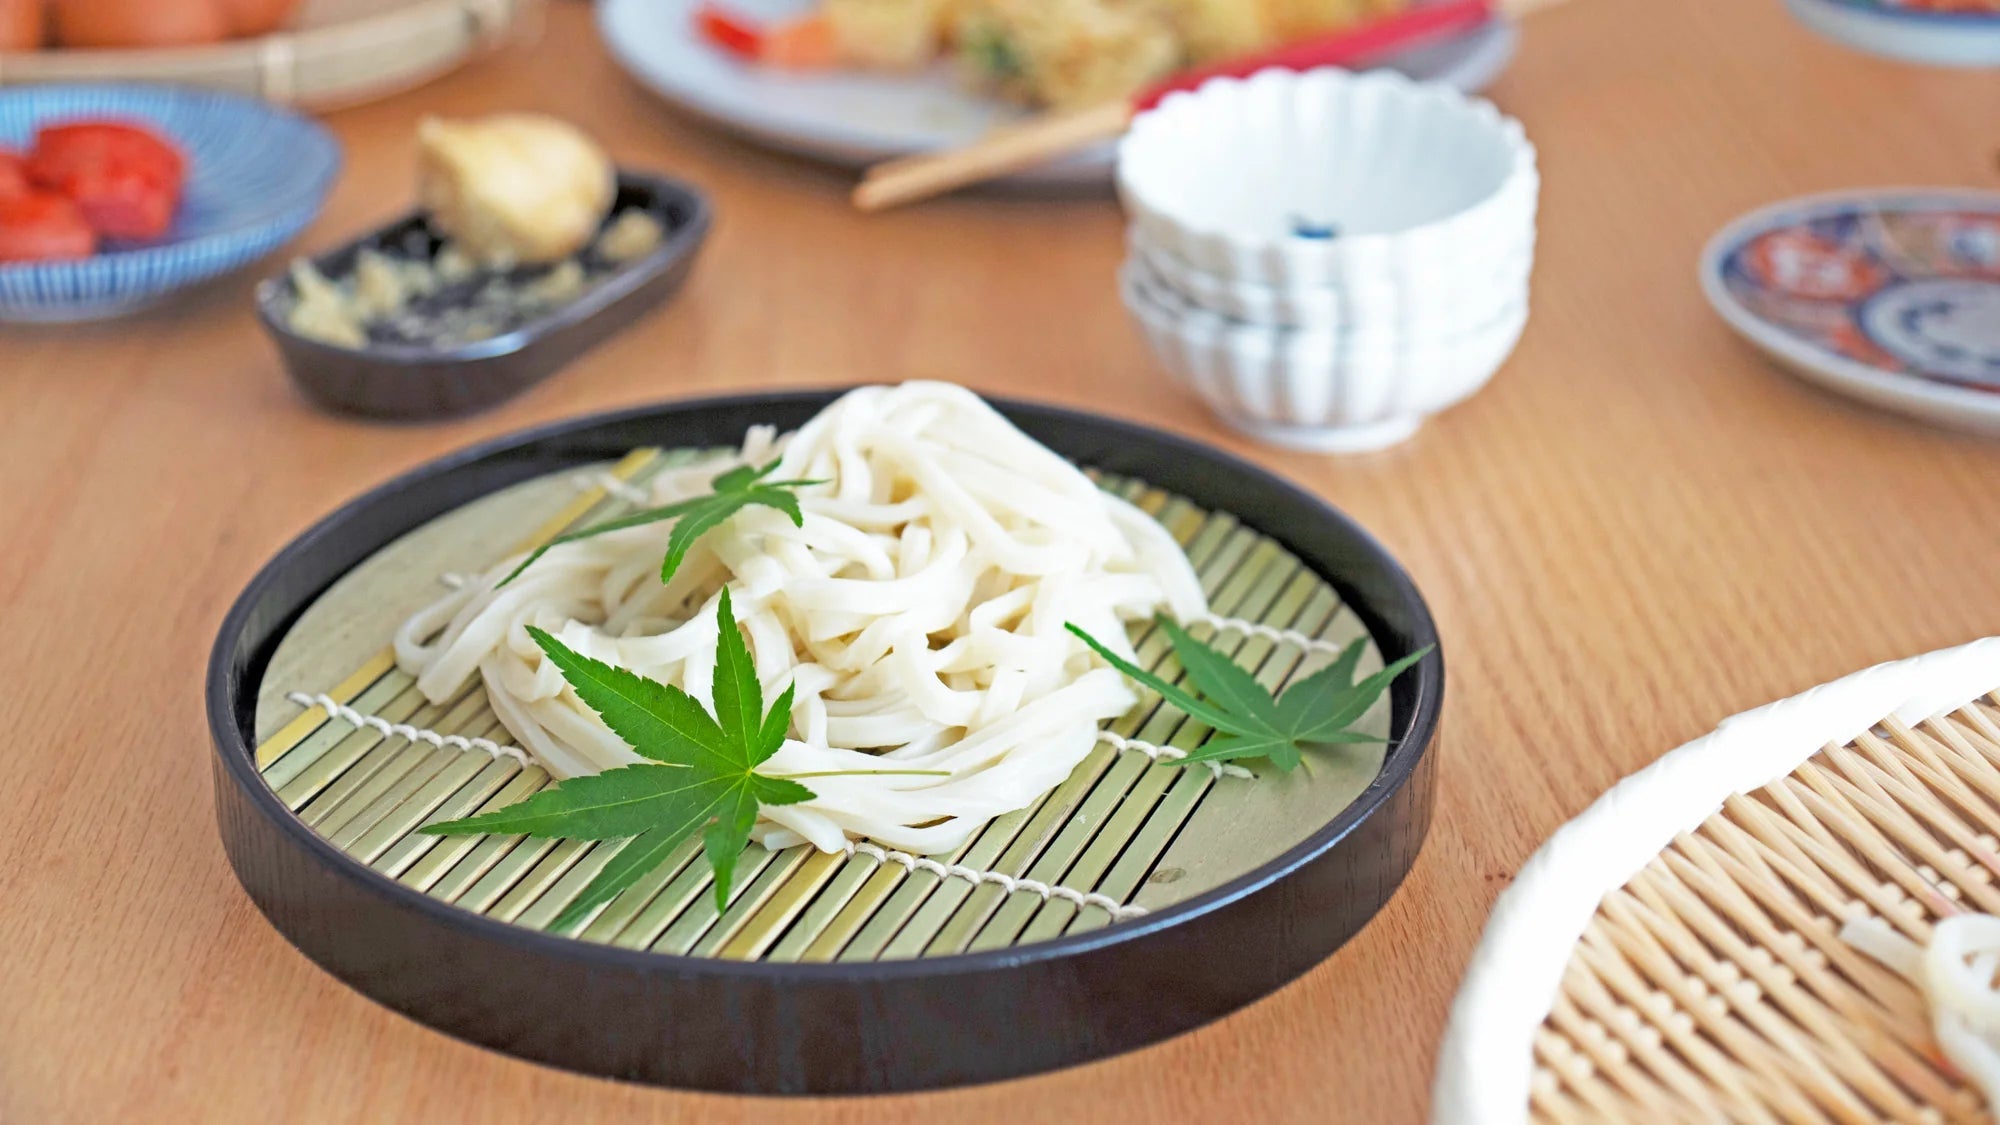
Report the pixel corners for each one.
[396,382,1208,855]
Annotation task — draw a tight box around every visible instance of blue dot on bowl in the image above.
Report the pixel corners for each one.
[1290,216,1341,241]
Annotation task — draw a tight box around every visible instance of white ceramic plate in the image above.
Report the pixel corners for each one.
[1700,189,2000,437]
[597,0,1519,185]
[1782,0,2000,67]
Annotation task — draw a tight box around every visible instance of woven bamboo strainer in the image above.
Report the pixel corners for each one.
[1436,641,2000,1124]
[0,0,537,108]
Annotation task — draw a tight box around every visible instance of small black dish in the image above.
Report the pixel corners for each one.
[207,391,1446,1095]
[256,171,711,421]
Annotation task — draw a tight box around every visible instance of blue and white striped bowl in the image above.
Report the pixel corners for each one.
[0,84,340,322]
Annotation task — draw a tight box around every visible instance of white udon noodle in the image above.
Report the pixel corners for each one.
[394,383,1208,855]
[1843,912,2000,1106]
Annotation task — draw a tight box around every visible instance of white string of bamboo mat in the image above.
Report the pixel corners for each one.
[287,691,535,767]
[578,471,654,506]
[839,840,1145,921]
[1184,611,1357,658]
[284,691,1149,921]
[289,690,1253,785]
[1097,730,1252,779]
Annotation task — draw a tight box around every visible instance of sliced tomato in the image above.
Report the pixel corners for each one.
[28,121,185,241]
[29,121,185,189]
[67,166,179,241]
[36,122,184,180]
[0,150,28,199]
[695,2,765,59]
[0,191,97,263]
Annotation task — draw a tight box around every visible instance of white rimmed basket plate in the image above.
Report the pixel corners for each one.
[1435,637,2000,1123]
[1701,190,2000,437]
[598,0,1518,185]
[1782,0,2000,67]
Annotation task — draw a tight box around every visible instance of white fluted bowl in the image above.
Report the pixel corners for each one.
[1122,262,1528,452]
[1135,234,1535,332]
[1119,67,1539,288]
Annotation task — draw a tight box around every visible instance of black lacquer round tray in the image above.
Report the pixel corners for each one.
[206,390,1444,1094]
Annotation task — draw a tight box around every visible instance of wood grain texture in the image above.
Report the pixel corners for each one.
[2,0,1998,1120]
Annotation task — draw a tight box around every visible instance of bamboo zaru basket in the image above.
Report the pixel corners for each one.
[0,0,538,108]
[1436,640,2000,1124]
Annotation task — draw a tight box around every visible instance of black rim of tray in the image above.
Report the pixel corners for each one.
[206,389,1446,1095]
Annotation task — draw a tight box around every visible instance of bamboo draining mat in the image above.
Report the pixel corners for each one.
[0,0,536,108]
[251,448,1386,961]
[1530,698,2000,1124]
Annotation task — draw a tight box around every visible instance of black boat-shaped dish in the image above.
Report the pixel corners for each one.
[205,391,1444,1093]
[256,171,711,421]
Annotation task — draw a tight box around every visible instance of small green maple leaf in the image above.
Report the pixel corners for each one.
[1066,618,1431,773]
[420,587,814,931]
[500,459,822,587]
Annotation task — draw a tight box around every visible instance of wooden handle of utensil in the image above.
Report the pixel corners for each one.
[1498,0,1571,17]
[852,99,1137,212]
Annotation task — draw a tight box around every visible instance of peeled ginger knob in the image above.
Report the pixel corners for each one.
[416,114,615,267]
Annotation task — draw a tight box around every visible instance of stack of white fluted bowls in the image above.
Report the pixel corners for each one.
[1118,68,1539,453]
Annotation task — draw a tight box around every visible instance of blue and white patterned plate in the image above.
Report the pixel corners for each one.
[1782,0,2000,67]
[0,85,340,322]
[1700,190,2000,436]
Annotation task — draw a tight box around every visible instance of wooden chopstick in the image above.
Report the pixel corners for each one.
[851,101,1137,213]
[852,0,1565,213]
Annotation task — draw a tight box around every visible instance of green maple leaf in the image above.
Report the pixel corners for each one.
[500,459,822,587]
[420,587,814,932]
[1066,618,1431,773]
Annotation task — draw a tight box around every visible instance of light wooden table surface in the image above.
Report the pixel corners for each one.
[5,1,2000,1121]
